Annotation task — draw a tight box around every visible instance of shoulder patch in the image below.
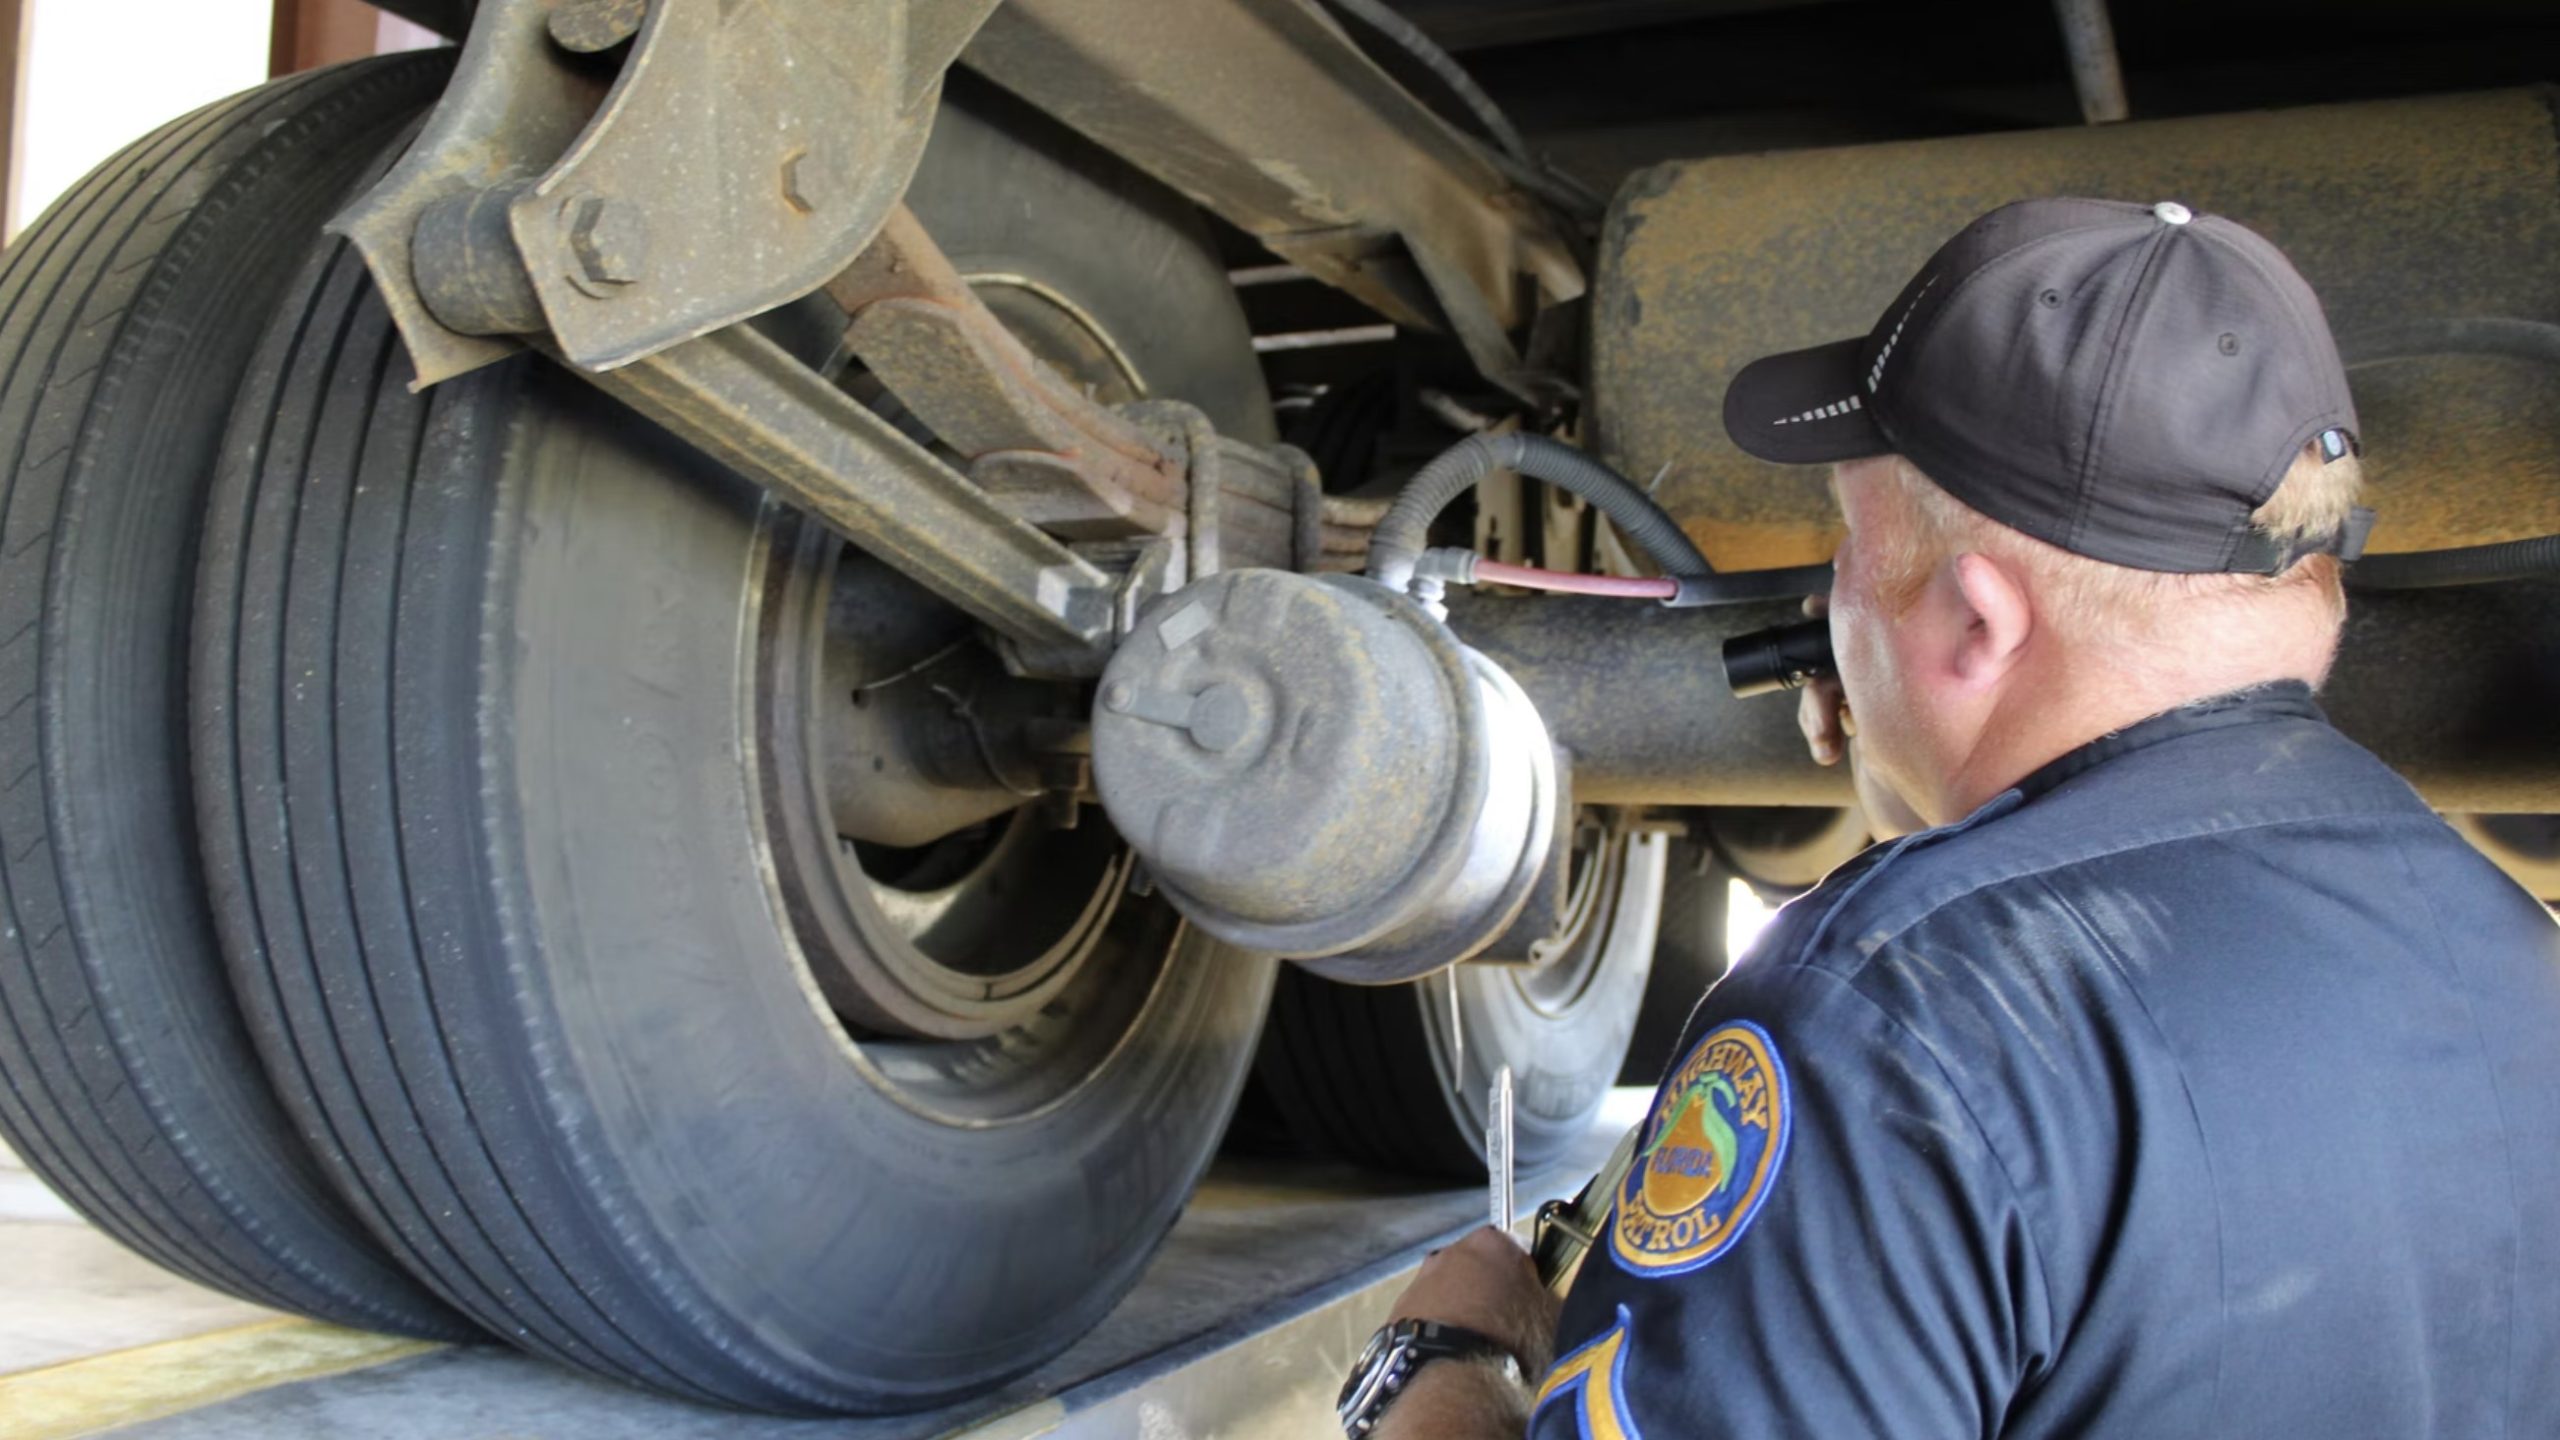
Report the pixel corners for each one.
[1610,1019,1791,1275]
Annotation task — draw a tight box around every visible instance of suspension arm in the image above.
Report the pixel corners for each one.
[576,324,1116,670]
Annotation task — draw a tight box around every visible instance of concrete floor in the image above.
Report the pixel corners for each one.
[0,1142,288,1375]
[0,1093,1643,1438]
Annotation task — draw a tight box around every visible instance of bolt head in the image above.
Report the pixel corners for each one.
[567,195,648,286]
[1103,680,1135,712]
[781,150,832,216]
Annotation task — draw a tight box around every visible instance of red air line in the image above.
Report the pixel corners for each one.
[1471,559,1678,600]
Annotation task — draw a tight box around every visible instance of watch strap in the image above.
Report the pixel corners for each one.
[1338,1319,1527,1437]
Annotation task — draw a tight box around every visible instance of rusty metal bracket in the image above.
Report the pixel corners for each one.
[829,209,1363,579]
[323,0,1396,675]
[335,0,1000,386]
[827,206,1189,539]
[514,0,1001,371]
[332,0,608,387]
[961,0,1586,404]
[1117,400,1335,578]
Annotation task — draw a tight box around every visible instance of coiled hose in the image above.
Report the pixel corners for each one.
[1368,432,1711,594]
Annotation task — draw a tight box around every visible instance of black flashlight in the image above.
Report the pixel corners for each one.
[1721,617,1836,699]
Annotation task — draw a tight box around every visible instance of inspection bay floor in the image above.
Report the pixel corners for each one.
[1,1090,1642,1439]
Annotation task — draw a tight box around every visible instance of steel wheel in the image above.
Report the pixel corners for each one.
[1257,819,1670,1179]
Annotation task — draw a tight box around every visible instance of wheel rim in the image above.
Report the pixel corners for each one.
[754,517,1213,1125]
[1513,813,1624,1016]
[966,273,1147,401]
[753,271,1198,1124]
[760,515,1128,1033]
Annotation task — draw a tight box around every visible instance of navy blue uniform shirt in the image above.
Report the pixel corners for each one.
[1536,683,2560,1439]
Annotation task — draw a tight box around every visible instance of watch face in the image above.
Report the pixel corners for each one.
[1352,1326,1391,1379]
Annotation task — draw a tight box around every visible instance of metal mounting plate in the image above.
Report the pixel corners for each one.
[334,0,1001,386]
[513,0,999,373]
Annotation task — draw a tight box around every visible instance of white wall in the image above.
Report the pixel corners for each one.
[10,0,271,240]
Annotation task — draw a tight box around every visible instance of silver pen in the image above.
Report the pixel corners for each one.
[1489,1064,1515,1234]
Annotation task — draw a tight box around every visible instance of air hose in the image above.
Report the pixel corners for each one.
[1368,431,1835,606]
[1317,0,1604,219]
[1367,425,2560,603]
[2349,534,2560,590]
[1369,432,1709,593]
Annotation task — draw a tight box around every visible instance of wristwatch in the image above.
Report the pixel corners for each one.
[1336,1318,1525,1437]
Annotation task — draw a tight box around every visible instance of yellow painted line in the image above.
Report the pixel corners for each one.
[0,1318,440,1440]
[938,1398,1068,1440]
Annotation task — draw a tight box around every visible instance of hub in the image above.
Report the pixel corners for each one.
[1091,568,1558,983]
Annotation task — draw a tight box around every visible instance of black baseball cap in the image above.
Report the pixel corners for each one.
[1722,197,2372,575]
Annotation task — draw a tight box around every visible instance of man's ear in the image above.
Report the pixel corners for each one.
[1948,551,2033,688]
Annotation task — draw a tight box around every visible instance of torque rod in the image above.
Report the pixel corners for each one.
[574,323,1116,670]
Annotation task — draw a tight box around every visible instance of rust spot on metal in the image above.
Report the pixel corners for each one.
[1592,90,2560,569]
[832,208,1350,571]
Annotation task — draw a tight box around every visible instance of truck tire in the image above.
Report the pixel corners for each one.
[1619,838,1737,1085]
[1256,830,1668,1179]
[0,57,467,1338]
[191,82,1275,1413]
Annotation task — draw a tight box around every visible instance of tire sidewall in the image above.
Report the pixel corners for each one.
[9,56,464,1335]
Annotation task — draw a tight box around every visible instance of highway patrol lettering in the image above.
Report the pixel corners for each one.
[1610,1019,1790,1275]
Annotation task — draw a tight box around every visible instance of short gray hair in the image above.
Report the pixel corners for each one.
[1867,442,2364,656]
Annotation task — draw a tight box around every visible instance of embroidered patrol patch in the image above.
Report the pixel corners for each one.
[1610,1019,1790,1275]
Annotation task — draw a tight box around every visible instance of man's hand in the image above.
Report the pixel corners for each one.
[1389,1226,1559,1376]
[1796,593,1853,767]
[1365,1227,1559,1439]
[1795,594,1927,838]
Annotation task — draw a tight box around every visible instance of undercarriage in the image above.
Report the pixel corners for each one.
[0,0,2552,1413]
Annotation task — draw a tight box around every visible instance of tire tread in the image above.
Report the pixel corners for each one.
[0,56,468,1336]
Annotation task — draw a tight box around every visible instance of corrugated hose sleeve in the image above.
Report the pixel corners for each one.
[2349,533,2560,589]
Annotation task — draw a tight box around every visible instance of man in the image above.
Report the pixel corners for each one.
[1344,197,2560,1438]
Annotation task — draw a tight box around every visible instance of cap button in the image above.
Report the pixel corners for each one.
[2153,201,2194,225]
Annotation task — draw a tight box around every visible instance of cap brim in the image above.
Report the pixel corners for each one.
[1722,337,1892,465]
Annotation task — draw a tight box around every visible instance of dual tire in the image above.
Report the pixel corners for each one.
[0,58,1275,1410]
[184,73,1279,1411]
